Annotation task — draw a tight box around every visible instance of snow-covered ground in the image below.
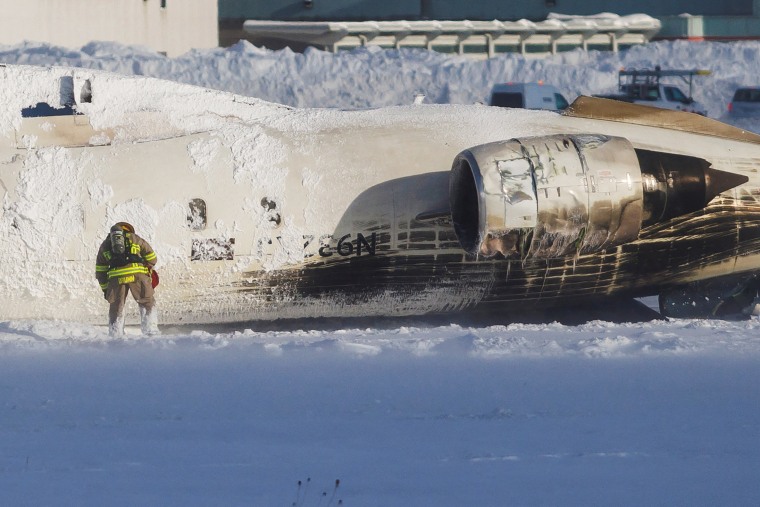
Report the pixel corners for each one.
[1,39,760,505]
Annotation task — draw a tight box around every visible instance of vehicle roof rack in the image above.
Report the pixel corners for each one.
[618,66,711,97]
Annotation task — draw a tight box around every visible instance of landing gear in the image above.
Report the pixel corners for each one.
[711,274,760,319]
[659,273,760,320]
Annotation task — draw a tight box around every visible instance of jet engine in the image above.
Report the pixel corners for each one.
[449,134,748,259]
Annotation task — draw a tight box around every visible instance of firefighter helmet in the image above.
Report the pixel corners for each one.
[113,222,135,233]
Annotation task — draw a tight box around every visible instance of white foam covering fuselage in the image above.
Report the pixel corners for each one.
[2,65,760,324]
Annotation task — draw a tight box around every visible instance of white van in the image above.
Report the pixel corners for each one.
[489,82,569,111]
[728,87,760,117]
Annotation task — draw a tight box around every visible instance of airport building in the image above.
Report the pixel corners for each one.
[2,1,760,58]
[0,0,218,57]
[224,0,760,58]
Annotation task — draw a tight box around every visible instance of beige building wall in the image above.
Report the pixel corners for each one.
[0,0,218,57]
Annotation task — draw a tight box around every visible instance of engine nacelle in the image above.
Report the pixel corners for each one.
[450,134,644,259]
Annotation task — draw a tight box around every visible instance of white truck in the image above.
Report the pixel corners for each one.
[488,82,569,111]
[595,68,710,116]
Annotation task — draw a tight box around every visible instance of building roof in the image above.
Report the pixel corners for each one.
[243,14,661,56]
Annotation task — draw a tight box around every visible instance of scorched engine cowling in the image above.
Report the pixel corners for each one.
[449,134,747,259]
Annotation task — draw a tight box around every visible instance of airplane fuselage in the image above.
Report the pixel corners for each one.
[2,66,760,324]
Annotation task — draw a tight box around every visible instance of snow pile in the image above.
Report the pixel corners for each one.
[3,39,760,121]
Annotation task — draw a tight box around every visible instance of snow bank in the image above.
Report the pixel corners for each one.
[3,39,760,121]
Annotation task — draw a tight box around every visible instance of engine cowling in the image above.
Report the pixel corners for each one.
[450,134,644,259]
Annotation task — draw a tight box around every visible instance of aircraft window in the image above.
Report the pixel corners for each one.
[187,198,207,230]
[21,102,76,118]
[191,238,234,261]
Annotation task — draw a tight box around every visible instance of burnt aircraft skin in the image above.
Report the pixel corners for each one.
[4,66,760,324]
[251,143,760,318]
[268,116,758,319]
[234,192,760,320]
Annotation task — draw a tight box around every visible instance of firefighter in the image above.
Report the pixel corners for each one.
[95,222,159,336]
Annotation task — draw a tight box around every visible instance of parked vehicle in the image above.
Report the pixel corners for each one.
[489,82,569,111]
[728,87,760,117]
[594,67,709,116]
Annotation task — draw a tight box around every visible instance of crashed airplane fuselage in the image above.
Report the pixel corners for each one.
[1,65,760,324]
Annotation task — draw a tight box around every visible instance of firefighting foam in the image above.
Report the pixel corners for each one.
[2,64,760,324]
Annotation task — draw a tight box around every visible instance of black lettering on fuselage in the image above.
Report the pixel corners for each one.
[317,232,377,258]
[337,234,353,256]
[356,232,376,256]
